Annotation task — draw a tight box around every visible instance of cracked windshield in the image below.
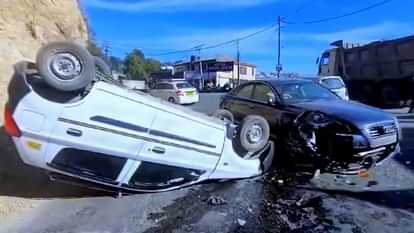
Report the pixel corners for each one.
[0,0,413,232]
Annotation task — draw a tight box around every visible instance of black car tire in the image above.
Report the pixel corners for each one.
[36,41,95,91]
[94,56,112,76]
[237,115,270,152]
[168,97,176,103]
[213,109,234,123]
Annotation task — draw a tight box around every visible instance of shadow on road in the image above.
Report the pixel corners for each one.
[298,187,414,212]
[0,127,107,199]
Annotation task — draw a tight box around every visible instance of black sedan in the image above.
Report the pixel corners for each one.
[218,79,401,174]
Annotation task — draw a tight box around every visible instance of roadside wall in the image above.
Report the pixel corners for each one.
[0,0,89,121]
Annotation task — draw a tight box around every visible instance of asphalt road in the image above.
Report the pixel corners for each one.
[0,93,413,233]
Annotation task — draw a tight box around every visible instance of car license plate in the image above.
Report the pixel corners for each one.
[186,92,194,96]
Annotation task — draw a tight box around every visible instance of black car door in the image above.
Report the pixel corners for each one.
[249,83,279,131]
[223,84,255,122]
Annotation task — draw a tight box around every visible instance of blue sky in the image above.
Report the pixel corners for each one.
[80,0,413,75]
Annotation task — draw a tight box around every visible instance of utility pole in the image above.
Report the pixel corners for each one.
[236,39,240,86]
[191,44,204,89]
[103,41,111,62]
[277,16,282,79]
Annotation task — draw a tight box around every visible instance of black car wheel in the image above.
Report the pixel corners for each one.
[36,41,95,91]
[237,115,270,152]
[168,97,176,103]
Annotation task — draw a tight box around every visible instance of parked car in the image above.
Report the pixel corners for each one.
[150,81,199,104]
[218,79,401,175]
[302,76,349,100]
[318,76,349,100]
[4,42,274,193]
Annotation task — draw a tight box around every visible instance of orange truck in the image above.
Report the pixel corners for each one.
[318,35,414,108]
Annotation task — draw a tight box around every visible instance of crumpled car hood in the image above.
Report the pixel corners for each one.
[291,99,395,128]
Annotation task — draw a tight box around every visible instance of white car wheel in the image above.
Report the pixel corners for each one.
[237,115,270,152]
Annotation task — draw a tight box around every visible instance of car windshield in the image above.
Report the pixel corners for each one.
[321,78,344,89]
[176,82,193,89]
[277,82,339,103]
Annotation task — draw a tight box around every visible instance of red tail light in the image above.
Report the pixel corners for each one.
[176,91,184,96]
[4,106,22,137]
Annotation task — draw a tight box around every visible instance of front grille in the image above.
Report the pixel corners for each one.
[367,121,397,138]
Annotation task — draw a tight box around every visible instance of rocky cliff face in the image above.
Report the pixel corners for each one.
[0,0,89,120]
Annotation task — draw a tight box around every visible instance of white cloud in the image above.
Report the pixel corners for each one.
[83,0,278,12]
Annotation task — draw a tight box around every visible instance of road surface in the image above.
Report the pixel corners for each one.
[0,93,413,233]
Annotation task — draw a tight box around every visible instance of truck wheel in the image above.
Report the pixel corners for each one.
[94,56,111,76]
[237,115,270,152]
[36,41,95,91]
[213,109,234,123]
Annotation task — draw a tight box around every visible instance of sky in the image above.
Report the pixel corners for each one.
[80,0,413,75]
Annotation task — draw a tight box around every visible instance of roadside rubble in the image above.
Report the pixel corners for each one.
[206,195,227,206]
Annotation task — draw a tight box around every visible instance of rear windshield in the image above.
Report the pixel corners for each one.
[176,83,193,89]
[321,78,344,89]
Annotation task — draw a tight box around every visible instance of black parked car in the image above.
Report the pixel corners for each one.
[218,79,401,174]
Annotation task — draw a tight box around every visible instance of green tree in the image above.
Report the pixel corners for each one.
[143,59,161,75]
[109,56,124,73]
[124,49,161,81]
[124,49,146,80]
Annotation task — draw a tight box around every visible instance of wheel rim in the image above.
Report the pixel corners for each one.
[50,53,82,80]
[246,123,263,144]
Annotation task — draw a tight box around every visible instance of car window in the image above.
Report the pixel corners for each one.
[321,78,345,89]
[176,82,193,89]
[235,84,254,98]
[154,83,174,90]
[252,84,273,102]
[277,82,339,103]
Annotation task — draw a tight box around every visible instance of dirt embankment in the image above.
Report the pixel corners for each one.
[0,0,89,121]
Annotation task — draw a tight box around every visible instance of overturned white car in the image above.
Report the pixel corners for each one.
[4,42,274,193]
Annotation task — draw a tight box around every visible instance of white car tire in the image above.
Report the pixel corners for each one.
[36,41,95,91]
[237,115,270,152]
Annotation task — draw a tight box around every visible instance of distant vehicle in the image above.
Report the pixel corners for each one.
[5,42,274,193]
[121,80,148,92]
[318,35,414,107]
[303,76,349,100]
[150,81,199,105]
[219,79,401,175]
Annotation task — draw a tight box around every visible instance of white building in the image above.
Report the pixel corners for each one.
[174,56,256,89]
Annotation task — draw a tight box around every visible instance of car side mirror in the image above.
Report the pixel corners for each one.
[267,93,277,106]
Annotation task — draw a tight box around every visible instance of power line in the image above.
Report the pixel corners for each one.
[150,24,277,56]
[283,0,394,25]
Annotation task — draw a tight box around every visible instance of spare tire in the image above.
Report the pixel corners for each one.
[237,115,270,152]
[213,109,234,123]
[94,56,111,76]
[36,41,95,91]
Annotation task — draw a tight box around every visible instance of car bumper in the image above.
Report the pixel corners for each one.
[329,143,400,175]
[177,95,199,104]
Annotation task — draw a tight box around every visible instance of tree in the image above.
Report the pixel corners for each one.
[86,30,103,57]
[124,49,146,80]
[124,49,161,81]
[143,59,161,75]
[109,56,124,73]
